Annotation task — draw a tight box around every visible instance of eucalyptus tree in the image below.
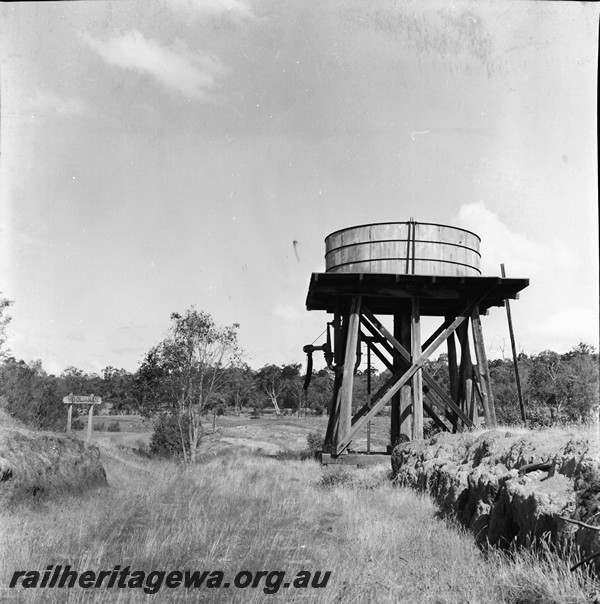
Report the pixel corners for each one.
[136,307,242,462]
[0,296,13,358]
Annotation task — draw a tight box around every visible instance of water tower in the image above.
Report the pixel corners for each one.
[304,220,528,464]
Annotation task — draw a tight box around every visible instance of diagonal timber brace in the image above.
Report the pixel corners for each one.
[359,309,474,428]
[357,334,453,432]
[334,289,492,455]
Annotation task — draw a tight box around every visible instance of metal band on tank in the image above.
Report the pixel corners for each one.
[326,257,482,274]
[324,239,482,258]
[324,221,482,243]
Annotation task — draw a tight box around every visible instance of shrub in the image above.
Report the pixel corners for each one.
[306,431,324,456]
[318,467,354,489]
[149,412,191,459]
[311,402,327,416]
[423,419,442,440]
[0,359,65,430]
[106,420,121,432]
[94,422,106,431]
[71,418,85,430]
[133,439,151,458]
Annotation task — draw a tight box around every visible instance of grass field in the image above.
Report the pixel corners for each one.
[82,411,393,456]
[1,415,598,603]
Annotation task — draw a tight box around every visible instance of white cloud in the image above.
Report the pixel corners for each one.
[165,0,255,19]
[456,201,574,278]
[24,90,89,117]
[455,201,599,355]
[80,30,230,101]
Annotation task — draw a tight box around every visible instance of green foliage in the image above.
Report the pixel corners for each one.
[149,412,191,459]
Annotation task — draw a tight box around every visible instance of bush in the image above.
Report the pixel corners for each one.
[133,439,151,458]
[71,418,85,430]
[306,431,324,456]
[318,467,354,489]
[423,420,442,440]
[149,412,191,458]
[95,422,106,431]
[106,420,121,432]
[0,359,65,430]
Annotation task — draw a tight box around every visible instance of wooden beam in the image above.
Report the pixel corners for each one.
[335,296,361,447]
[423,397,450,433]
[336,291,491,453]
[447,327,459,403]
[456,320,473,432]
[412,297,424,439]
[422,316,454,352]
[321,453,391,467]
[446,326,459,429]
[421,367,474,427]
[392,303,411,446]
[336,317,464,453]
[501,263,526,422]
[399,385,412,440]
[391,311,402,448]
[323,372,342,451]
[86,404,94,443]
[360,308,474,427]
[363,334,393,372]
[67,404,73,435]
[471,306,497,428]
[468,378,477,423]
[324,302,343,451]
[398,308,412,442]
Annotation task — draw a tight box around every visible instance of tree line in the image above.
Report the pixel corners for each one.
[0,302,598,459]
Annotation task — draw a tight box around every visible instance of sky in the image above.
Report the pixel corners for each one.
[0,0,598,376]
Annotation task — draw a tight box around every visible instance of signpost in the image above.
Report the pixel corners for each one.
[63,394,102,442]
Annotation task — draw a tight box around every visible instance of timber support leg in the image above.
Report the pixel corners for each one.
[332,296,361,454]
[456,320,475,432]
[391,303,412,447]
[446,324,459,431]
[471,307,497,428]
[411,297,424,440]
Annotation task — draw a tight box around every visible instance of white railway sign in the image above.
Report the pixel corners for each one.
[63,393,103,441]
[63,394,102,405]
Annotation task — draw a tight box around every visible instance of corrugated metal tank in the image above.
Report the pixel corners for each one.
[325,222,481,276]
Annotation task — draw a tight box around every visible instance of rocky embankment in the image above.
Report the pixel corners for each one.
[0,428,107,503]
[392,429,599,567]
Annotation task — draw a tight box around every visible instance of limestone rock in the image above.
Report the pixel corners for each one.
[392,429,599,570]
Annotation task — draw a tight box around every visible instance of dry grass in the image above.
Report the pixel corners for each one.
[1,437,597,603]
[0,411,107,505]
